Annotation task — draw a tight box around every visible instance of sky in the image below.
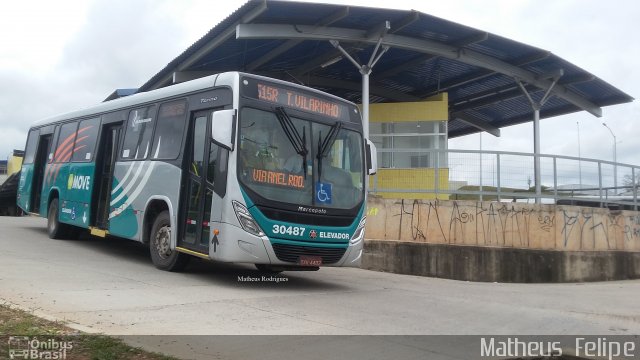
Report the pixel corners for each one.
[0,0,638,166]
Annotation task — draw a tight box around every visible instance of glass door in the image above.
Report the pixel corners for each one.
[93,123,121,229]
[30,134,51,213]
[179,111,216,253]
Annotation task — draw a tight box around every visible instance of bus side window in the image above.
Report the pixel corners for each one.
[122,105,155,160]
[191,116,207,176]
[53,122,78,163]
[209,142,228,198]
[48,126,60,163]
[23,129,40,164]
[152,100,187,160]
[71,118,100,162]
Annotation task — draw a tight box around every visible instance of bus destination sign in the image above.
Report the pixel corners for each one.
[257,83,343,118]
[243,77,352,120]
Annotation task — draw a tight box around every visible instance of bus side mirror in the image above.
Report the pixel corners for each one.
[211,109,236,151]
[365,139,377,175]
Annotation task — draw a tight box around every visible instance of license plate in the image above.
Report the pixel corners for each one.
[299,255,322,266]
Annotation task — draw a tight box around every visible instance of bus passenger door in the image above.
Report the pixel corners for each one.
[93,124,121,229]
[178,111,216,254]
[30,134,51,214]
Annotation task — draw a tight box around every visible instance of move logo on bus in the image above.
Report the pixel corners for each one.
[67,174,91,191]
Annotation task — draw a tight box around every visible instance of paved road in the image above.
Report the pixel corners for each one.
[1,216,639,359]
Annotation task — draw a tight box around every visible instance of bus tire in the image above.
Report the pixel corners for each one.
[149,211,190,272]
[47,198,71,239]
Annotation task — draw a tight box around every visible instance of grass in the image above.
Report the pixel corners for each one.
[0,303,177,360]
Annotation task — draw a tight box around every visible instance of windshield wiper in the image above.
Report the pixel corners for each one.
[275,107,308,177]
[316,121,342,179]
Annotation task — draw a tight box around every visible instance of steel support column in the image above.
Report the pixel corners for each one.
[517,69,562,204]
[328,22,390,139]
[534,106,541,202]
[362,68,370,138]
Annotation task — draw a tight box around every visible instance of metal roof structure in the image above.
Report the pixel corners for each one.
[138,0,633,138]
[103,88,139,102]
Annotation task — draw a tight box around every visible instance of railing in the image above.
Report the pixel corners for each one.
[368,149,639,211]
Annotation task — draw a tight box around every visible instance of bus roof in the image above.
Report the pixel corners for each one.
[30,71,359,129]
[30,74,221,129]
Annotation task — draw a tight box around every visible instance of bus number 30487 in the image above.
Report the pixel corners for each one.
[272,225,306,236]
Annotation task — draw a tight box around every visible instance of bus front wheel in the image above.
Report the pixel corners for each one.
[47,198,72,239]
[149,211,190,272]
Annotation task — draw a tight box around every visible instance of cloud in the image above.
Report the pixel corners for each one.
[59,0,187,91]
[0,0,197,157]
[0,0,637,171]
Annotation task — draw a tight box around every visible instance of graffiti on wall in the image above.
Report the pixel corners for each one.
[366,199,640,251]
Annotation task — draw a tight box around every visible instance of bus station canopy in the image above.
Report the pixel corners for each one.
[138,0,633,138]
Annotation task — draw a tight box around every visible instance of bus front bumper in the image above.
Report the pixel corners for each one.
[208,223,363,268]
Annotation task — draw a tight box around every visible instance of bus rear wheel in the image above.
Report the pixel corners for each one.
[149,211,190,272]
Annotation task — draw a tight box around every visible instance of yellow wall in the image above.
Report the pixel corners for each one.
[366,95,450,199]
[368,93,448,123]
[7,154,23,175]
[369,168,449,199]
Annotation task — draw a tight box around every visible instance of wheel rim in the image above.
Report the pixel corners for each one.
[48,206,57,234]
[48,217,55,233]
[155,225,172,260]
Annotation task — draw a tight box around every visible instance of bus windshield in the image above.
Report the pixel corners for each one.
[238,107,364,209]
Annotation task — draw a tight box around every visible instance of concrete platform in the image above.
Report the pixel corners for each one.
[0,216,639,359]
[363,240,640,282]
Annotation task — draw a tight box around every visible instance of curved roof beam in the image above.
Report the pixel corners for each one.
[286,11,419,79]
[375,32,487,81]
[236,23,602,117]
[450,82,537,113]
[453,113,501,137]
[246,6,350,71]
[418,50,551,98]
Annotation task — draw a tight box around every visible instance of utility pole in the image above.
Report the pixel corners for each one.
[602,122,617,194]
[577,121,582,189]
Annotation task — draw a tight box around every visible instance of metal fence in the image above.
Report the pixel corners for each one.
[369,149,640,210]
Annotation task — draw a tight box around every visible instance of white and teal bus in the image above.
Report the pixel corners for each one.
[17,72,376,272]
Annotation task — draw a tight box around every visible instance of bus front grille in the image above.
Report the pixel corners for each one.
[271,244,347,264]
[257,206,355,227]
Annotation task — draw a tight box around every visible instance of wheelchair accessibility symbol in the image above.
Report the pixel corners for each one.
[316,182,332,204]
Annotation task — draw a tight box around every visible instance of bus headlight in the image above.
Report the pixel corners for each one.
[232,201,265,237]
[350,216,366,245]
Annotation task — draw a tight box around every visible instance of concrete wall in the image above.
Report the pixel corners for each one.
[362,241,640,282]
[365,197,640,252]
[363,197,640,282]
